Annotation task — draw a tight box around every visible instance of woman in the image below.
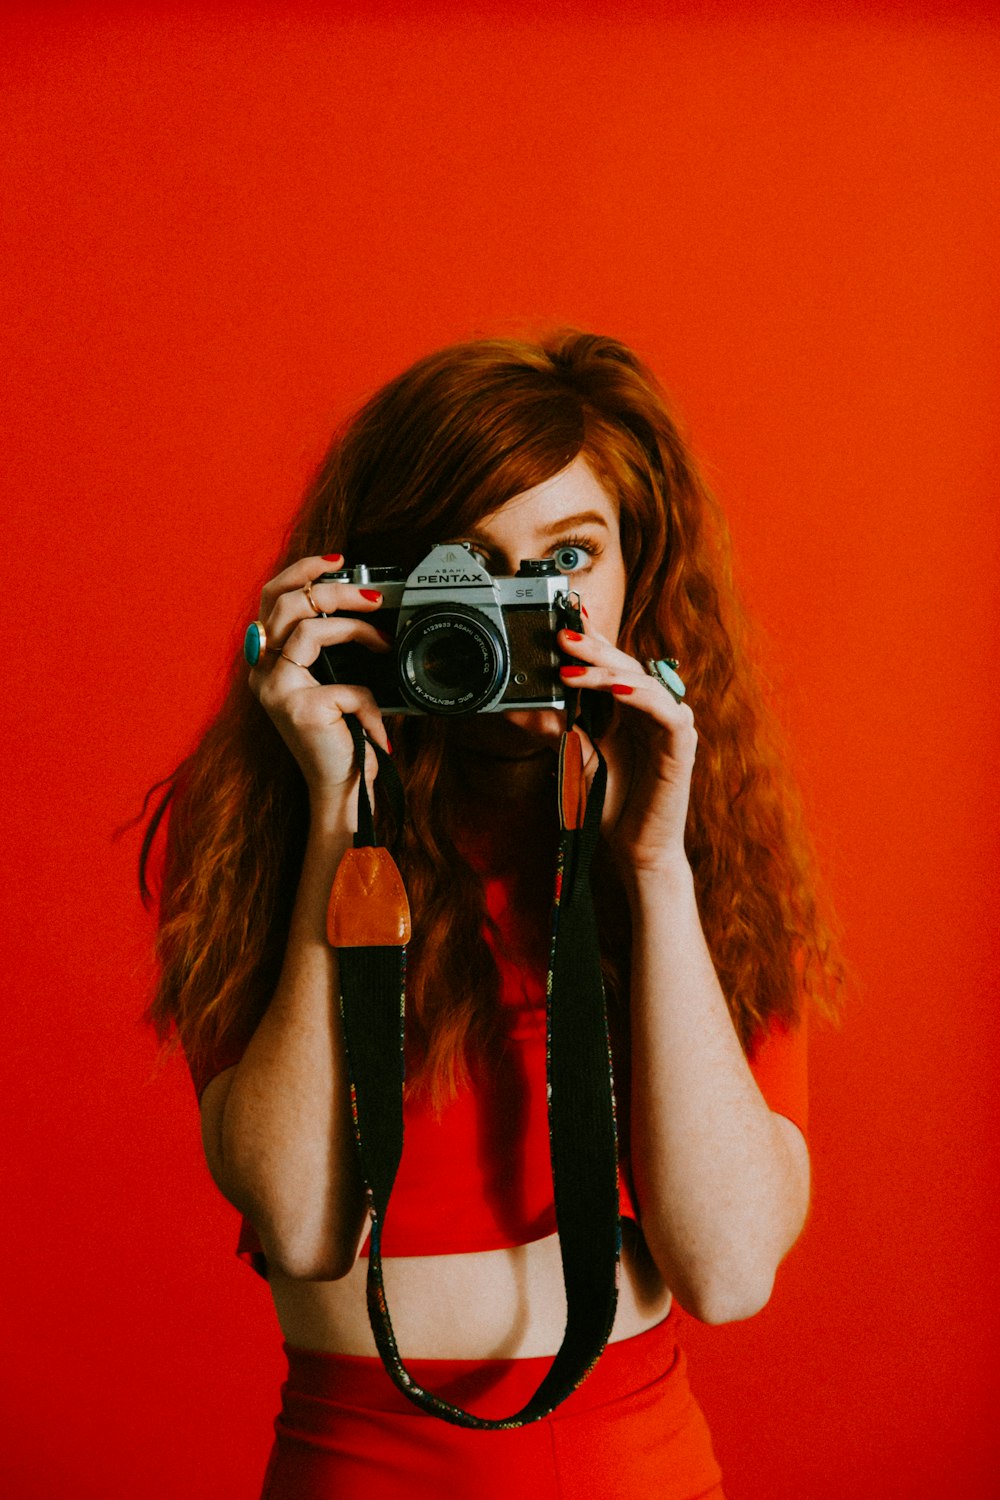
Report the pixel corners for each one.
[142,330,844,1498]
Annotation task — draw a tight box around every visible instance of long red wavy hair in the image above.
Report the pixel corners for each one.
[141,330,847,1112]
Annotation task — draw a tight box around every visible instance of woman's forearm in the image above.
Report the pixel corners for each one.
[218,799,370,1280]
[626,857,810,1324]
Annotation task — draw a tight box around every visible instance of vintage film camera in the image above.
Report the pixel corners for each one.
[310,542,586,715]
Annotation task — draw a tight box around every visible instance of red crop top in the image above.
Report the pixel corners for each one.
[183,794,809,1282]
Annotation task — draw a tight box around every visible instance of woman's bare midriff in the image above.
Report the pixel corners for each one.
[268,1218,673,1359]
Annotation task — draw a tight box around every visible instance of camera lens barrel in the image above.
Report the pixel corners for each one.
[397,603,509,714]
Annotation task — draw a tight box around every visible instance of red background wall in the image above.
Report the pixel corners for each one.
[2,3,997,1496]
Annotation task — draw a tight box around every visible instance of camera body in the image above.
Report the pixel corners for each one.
[311,542,585,715]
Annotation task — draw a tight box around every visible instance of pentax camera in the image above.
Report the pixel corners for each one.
[310,542,586,715]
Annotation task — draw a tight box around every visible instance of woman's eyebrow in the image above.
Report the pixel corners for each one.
[535,510,610,539]
[462,510,611,551]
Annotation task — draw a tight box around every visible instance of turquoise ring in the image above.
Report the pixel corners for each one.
[243,619,267,666]
[644,657,686,703]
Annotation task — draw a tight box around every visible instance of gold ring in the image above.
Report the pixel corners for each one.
[280,651,309,670]
[303,580,324,616]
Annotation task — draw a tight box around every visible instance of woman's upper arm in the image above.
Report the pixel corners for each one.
[199,1066,239,1199]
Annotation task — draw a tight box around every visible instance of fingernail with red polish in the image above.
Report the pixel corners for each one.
[611,684,635,696]
[386,737,393,753]
[360,589,382,602]
[560,665,587,677]
[322,553,344,563]
[581,605,589,618]
[563,630,584,642]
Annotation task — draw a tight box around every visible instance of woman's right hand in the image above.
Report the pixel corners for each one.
[247,555,392,809]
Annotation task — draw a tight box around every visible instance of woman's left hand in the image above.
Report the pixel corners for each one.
[558,624,697,877]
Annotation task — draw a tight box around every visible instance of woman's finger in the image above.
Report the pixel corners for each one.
[260,678,389,751]
[557,623,641,674]
[258,554,345,615]
[609,684,697,745]
[556,629,694,735]
[263,579,387,649]
[268,611,391,673]
[249,617,390,702]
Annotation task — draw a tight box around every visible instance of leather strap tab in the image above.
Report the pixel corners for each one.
[559,728,587,831]
[327,846,412,947]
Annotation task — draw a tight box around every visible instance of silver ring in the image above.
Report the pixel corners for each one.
[644,658,686,703]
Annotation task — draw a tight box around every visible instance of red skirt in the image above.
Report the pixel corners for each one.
[259,1303,725,1500]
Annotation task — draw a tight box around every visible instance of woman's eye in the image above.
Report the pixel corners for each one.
[551,539,598,573]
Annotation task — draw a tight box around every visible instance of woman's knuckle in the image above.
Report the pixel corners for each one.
[285,695,314,726]
[273,596,296,632]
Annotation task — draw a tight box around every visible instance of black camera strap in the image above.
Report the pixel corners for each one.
[329,699,621,1428]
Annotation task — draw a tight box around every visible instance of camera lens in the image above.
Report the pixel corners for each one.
[397,604,508,714]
